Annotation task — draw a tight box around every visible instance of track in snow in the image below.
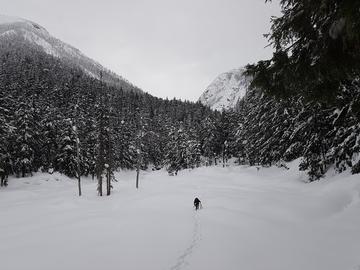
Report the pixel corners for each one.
[169,213,202,270]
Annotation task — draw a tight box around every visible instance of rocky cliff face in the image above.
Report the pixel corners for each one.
[198,67,251,111]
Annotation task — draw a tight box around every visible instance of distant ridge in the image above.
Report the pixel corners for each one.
[0,14,142,93]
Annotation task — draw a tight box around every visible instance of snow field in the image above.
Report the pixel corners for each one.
[1,161,360,270]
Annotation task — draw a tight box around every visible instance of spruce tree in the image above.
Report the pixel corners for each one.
[247,0,360,103]
[55,118,79,178]
[12,100,40,177]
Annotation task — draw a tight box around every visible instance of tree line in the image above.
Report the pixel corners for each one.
[0,42,231,192]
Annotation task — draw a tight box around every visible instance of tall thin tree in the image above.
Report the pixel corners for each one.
[135,107,143,189]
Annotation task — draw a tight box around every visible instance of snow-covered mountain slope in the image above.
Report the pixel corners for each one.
[0,14,141,93]
[199,67,252,111]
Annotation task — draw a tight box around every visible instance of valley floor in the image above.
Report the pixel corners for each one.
[1,161,360,270]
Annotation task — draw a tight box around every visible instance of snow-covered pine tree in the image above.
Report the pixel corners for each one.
[105,91,116,196]
[114,118,137,169]
[142,115,166,170]
[12,100,40,177]
[95,86,116,196]
[165,126,184,174]
[199,116,219,166]
[40,106,60,173]
[297,102,338,179]
[185,129,201,170]
[81,115,98,179]
[55,118,79,178]
[246,0,360,104]
[165,125,201,174]
[0,99,11,186]
[216,111,238,167]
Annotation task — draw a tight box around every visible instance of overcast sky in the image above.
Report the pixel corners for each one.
[1,0,280,101]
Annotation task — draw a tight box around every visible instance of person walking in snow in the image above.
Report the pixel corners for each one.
[194,197,202,210]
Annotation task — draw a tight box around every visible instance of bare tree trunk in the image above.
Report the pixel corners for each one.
[106,90,113,196]
[136,159,140,189]
[75,127,81,197]
[135,108,142,189]
[222,149,225,168]
[135,135,141,189]
[98,175,103,196]
[77,139,81,197]
[97,71,104,197]
[77,174,82,196]
[97,111,105,196]
[106,167,111,196]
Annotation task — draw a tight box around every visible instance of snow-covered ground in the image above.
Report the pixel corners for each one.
[1,161,360,270]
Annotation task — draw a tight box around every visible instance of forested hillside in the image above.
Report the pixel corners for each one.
[2,0,360,188]
[0,16,142,93]
[0,41,231,189]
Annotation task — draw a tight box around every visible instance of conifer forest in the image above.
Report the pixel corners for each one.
[0,0,359,192]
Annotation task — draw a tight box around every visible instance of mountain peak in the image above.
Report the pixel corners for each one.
[0,14,141,93]
[0,14,25,24]
[199,67,251,111]
[0,14,49,34]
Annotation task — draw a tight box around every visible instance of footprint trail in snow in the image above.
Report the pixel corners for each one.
[169,213,202,270]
